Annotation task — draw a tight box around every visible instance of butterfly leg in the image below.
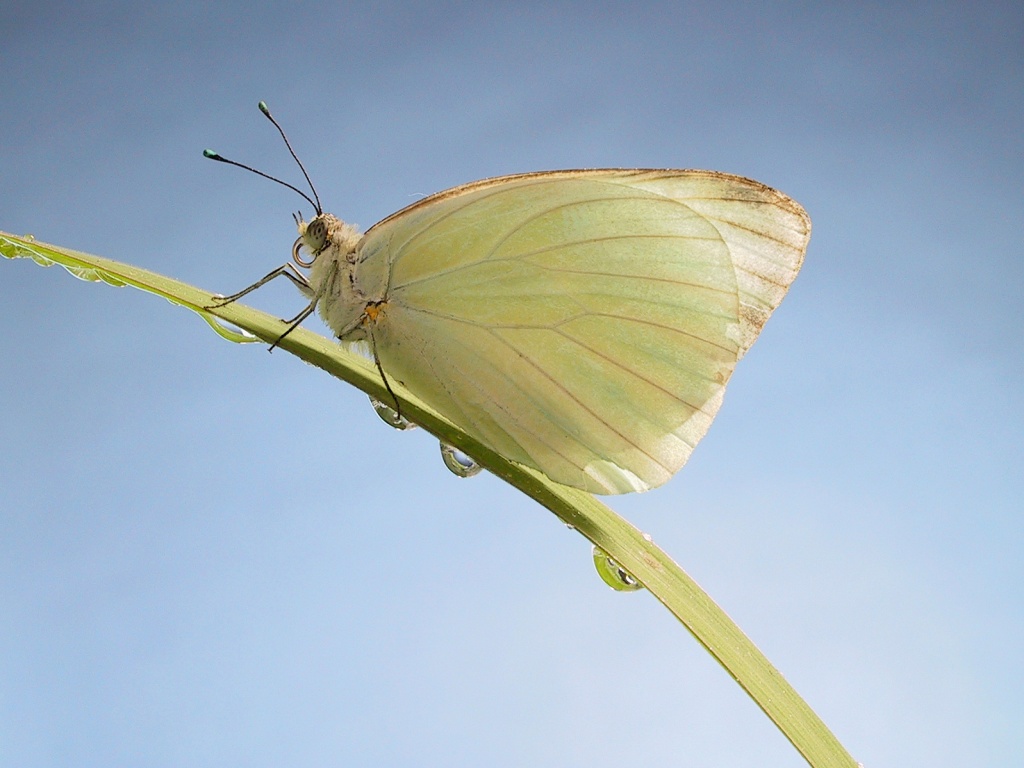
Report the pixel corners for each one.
[366,324,402,419]
[206,263,311,309]
[267,300,319,352]
[206,263,319,352]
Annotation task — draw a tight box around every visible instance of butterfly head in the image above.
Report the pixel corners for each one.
[292,213,361,269]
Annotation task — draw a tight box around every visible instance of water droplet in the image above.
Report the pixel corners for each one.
[370,396,417,430]
[440,442,482,478]
[22,234,35,242]
[565,523,576,531]
[592,545,644,592]
[642,532,653,543]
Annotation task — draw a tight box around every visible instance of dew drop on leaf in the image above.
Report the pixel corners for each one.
[592,545,644,592]
[440,442,482,478]
[370,397,417,430]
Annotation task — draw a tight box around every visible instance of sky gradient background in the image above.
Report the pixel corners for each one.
[1,2,1021,766]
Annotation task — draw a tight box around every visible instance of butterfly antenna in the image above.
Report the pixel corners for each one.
[202,149,319,212]
[257,101,322,215]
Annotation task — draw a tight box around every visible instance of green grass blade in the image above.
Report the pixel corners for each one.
[1,231,860,768]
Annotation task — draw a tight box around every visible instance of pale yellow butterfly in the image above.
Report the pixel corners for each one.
[209,106,810,495]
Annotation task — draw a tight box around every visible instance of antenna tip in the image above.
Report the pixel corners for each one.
[203,149,223,160]
[258,101,270,116]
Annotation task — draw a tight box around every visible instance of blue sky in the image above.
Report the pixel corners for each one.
[1,2,1021,766]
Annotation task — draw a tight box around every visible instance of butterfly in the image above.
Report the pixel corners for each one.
[209,106,810,494]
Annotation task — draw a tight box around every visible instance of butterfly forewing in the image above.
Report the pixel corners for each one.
[356,169,809,493]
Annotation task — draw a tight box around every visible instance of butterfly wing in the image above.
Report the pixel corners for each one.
[357,170,810,494]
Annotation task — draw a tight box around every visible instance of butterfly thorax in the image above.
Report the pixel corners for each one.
[297,214,379,341]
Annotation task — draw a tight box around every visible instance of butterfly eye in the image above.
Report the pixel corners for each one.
[293,218,328,267]
[307,218,328,251]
